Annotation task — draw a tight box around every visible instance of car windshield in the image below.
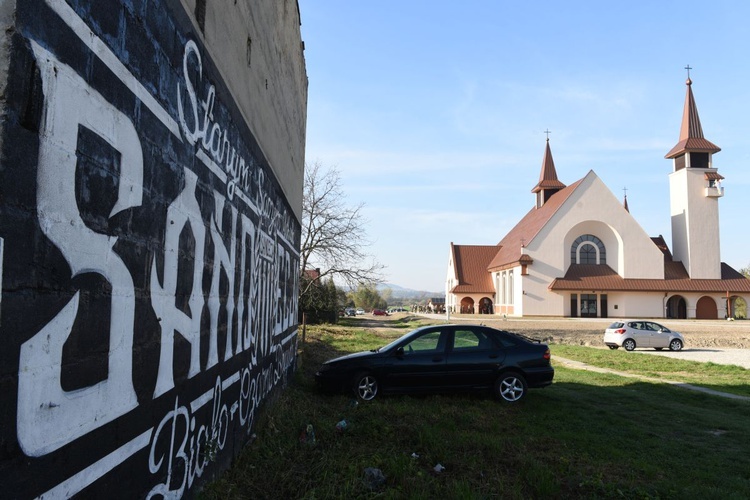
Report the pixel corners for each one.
[376,335,407,352]
[608,322,624,329]
[375,328,433,352]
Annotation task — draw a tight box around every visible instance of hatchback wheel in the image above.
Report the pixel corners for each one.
[669,339,683,351]
[623,339,636,351]
[353,372,378,401]
[495,373,527,403]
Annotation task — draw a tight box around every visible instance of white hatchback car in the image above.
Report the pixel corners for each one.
[604,320,685,351]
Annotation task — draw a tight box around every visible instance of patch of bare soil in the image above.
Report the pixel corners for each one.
[473,317,750,349]
[372,314,750,349]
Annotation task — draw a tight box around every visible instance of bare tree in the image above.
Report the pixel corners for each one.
[300,161,384,297]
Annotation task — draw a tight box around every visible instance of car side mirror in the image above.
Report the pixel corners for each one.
[395,347,405,357]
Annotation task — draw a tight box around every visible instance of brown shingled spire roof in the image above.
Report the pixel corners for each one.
[665,76,721,159]
[531,139,566,193]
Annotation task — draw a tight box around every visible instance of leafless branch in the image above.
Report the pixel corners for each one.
[300,161,385,296]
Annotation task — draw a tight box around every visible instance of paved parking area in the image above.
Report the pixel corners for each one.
[636,348,750,369]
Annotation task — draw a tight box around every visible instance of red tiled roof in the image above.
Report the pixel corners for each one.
[303,268,321,280]
[650,235,673,260]
[451,244,500,294]
[549,263,750,293]
[487,178,584,272]
[704,171,724,181]
[665,138,721,158]
[665,78,720,158]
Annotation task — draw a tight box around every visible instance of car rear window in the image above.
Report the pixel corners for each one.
[608,322,624,329]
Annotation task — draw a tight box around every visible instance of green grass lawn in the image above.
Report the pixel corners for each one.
[552,344,750,398]
[201,325,750,499]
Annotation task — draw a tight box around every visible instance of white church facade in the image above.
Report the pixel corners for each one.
[446,76,750,319]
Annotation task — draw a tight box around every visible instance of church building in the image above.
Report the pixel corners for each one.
[446,76,750,319]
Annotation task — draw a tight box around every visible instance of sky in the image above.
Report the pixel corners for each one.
[297,1,750,293]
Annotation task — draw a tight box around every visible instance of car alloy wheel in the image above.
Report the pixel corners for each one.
[496,373,527,403]
[623,339,636,351]
[354,373,378,401]
[669,339,683,351]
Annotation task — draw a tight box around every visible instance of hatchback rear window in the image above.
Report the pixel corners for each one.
[608,322,624,329]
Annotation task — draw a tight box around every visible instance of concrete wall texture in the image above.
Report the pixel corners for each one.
[0,0,307,497]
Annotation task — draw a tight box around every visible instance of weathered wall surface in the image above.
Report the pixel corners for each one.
[0,0,306,497]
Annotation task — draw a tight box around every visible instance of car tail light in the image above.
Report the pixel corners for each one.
[543,348,550,360]
[614,329,626,334]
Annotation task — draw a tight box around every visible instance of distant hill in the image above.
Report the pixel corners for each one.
[377,283,442,299]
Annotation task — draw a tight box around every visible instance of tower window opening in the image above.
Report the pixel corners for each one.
[690,152,709,169]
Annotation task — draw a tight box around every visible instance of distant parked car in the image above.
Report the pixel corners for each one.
[372,309,388,316]
[345,308,356,317]
[315,324,554,402]
[356,308,365,315]
[604,320,685,351]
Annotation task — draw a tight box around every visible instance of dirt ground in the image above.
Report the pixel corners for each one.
[361,313,750,349]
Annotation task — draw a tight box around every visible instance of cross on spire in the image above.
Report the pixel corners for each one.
[544,129,551,141]
[685,64,692,79]
[623,186,628,197]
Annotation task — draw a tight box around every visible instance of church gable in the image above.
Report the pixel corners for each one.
[529,170,665,280]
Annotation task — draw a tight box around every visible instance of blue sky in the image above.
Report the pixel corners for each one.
[298,1,750,292]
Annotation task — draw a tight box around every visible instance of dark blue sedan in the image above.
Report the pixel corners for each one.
[315,324,554,402]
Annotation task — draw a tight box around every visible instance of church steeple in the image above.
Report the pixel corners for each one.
[665,69,721,164]
[667,68,724,280]
[531,134,566,208]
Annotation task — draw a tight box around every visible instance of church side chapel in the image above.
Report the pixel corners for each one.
[446,74,750,319]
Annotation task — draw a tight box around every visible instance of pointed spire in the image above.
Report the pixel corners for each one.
[531,137,566,194]
[665,70,721,159]
[622,187,629,212]
[531,134,566,209]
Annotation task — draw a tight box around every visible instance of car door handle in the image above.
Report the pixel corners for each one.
[489,354,499,359]
[432,357,443,362]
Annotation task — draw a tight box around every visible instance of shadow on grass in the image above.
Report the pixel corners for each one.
[204,354,750,500]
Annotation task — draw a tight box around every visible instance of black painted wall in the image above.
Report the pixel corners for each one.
[0,1,302,497]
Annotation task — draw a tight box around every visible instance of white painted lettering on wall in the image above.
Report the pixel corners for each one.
[178,40,251,201]
[16,35,299,498]
[17,42,141,457]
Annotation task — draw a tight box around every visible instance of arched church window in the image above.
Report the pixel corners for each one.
[571,234,606,265]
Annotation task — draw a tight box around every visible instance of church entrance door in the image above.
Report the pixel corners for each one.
[696,296,718,319]
[580,294,597,317]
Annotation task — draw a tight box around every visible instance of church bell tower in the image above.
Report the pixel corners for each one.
[665,69,724,279]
